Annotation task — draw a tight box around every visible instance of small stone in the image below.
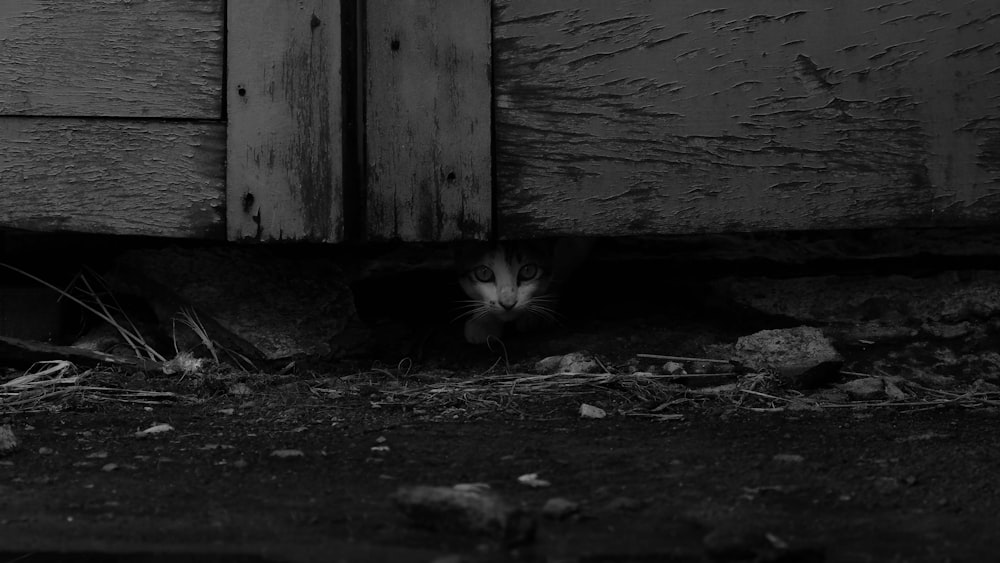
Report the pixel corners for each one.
[734,326,843,387]
[579,403,607,419]
[838,378,886,401]
[558,352,600,374]
[922,321,973,339]
[392,485,536,544]
[541,497,580,520]
[228,382,252,396]
[38,447,54,455]
[517,473,551,488]
[134,423,174,438]
[662,361,686,375]
[270,449,305,459]
[604,496,643,512]
[101,463,119,472]
[0,425,19,456]
[535,355,563,373]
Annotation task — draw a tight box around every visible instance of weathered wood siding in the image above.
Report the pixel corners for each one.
[0,0,225,238]
[365,0,492,241]
[494,1,1000,237]
[227,1,344,242]
[0,119,225,237]
[0,0,222,119]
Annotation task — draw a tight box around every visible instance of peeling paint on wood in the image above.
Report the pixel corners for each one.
[0,118,225,238]
[365,0,492,241]
[227,0,343,242]
[0,0,223,119]
[494,1,1000,237]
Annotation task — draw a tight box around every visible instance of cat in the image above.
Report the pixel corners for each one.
[456,238,592,344]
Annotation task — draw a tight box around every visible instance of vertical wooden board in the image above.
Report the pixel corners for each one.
[227,1,343,242]
[0,0,223,119]
[494,1,1000,237]
[366,0,491,241]
[0,118,225,238]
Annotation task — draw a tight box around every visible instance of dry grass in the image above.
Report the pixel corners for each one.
[0,361,191,415]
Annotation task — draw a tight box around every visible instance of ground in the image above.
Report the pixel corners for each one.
[2,389,999,561]
[2,245,1000,561]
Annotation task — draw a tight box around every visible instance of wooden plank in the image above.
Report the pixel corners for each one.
[227,0,343,242]
[0,0,223,119]
[0,118,225,238]
[365,0,491,241]
[494,1,1000,237]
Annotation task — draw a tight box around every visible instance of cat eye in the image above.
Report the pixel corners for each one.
[472,265,495,283]
[518,263,539,281]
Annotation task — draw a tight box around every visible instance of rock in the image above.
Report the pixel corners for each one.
[922,321,973,339]
[536,352,600,374]
[541,497,580,520]
[662,361,686,375]
[579,403,607,419]
[111,247,370,362]
[838,378,886,401]
[809,388,850,404]
[734,326,843,387]
[603,496,644,512]
[392,485,536,544]
[517,473,551,488]
[0,425,19,456]
[134,423,174,438]
[558,352,600,374]
[703,526,823,562]
[535,355,563,373]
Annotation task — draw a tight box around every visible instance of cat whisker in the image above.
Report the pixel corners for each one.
[452,307,486,323]
[526,302,562,323]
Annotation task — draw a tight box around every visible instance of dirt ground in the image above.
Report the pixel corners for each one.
[3,251,1000,562]
[2,381,998,562]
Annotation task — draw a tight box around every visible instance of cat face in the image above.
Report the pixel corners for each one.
[457,243,553,323]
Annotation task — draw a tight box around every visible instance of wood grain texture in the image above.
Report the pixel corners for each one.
[0,0,223,119]
[227,0,343,242]
[494,1,1000,237]
[0,118,225,238]
[366,0,491,241]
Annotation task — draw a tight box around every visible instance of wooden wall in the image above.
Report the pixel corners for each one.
[227,0,344,242]
[3,1,1000,242]
[494,0,1000,237]
[0,1,225,238]
[365,0,492,241]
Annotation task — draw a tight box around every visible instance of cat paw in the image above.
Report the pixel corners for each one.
[465,317,504,344]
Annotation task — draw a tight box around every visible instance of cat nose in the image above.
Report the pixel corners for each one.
[500,301,516,311]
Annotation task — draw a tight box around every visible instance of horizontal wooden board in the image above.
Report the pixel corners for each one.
[365,0,492,241]
[0,0,223,119]
[0,118,225,238]
[227,0,344,242]
[494,1,1000,237]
